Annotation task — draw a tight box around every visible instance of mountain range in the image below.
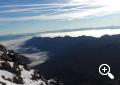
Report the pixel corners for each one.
[21,34,120,85]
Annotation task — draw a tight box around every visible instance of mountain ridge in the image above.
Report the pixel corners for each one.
[22,34,120,85]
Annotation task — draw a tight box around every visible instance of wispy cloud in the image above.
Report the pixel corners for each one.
[0,0,120,21]
[0,4,63,8]
[0,6,59,13]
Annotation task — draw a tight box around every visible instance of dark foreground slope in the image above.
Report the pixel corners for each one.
[23,34,120,85]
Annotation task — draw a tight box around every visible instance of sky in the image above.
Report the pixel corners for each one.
[0,0,120,35]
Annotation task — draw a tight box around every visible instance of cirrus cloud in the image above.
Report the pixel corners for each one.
[0,0,120,21]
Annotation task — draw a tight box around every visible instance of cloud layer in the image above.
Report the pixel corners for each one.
[0,0,120,21]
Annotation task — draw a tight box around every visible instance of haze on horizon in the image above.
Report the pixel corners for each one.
[0,0,120,35]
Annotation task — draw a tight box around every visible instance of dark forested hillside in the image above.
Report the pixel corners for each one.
[22,34,120,85]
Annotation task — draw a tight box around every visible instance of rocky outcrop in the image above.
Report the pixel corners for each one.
[0,44,52,85]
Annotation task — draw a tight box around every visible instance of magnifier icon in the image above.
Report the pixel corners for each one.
[99,64,114,79]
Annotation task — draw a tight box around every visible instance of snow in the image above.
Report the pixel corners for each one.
[21,68,46,85]
[0,41,49,85]
[0,70,16,85]
[21,69,34,80]
[0,70,14,79]
[0,62,46,85]
[0,68,46,85]
[8,62,14,67]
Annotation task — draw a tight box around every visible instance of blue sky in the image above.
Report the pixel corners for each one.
[0,0,120,35]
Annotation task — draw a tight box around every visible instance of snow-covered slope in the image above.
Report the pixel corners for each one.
[0,65,46,85]
[0,44,56,85]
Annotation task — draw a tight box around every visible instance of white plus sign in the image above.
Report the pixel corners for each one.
[102,67,107,72]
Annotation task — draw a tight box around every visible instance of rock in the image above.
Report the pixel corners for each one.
[13,62,19,69]
[0,44,7,54]
[0,81,6,85]
[5,78,12,82]
[0,44,49,85]
[31,70,40,80]
[1,62,12,71]
[13,53,20,63]
[16,69,21,76]
[1,75,12,82]
[13,76,18,84]
[17,76,24,84]
[23,64,30,71]
[1,75,5,79]
[1,54,11,61]
[13,76,24,84]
